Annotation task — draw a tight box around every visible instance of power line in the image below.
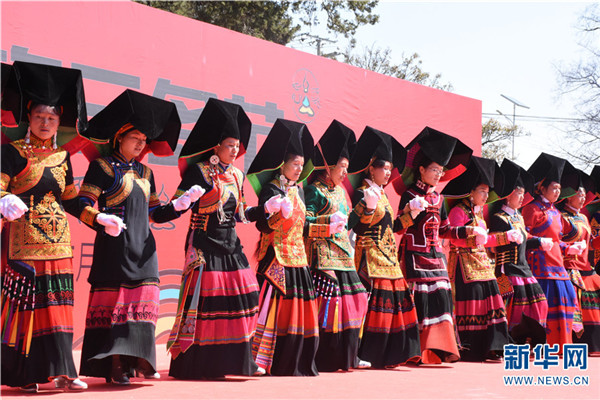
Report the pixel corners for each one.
[482,112,586,123]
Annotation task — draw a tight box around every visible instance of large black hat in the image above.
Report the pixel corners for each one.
[1,61,88,133]
[527,153,579,198]
[442,156,504,204]
[395,126,472,194]
[346,126,407,189]
[179,98,251,175]
[314,120,356,168]
[307,119,356,184]
[81,89,181,160]
[246,118,314,196]
[1,63,20,127]
[563,168,597,207]
[591,165,600,197]
[497,158,535,199]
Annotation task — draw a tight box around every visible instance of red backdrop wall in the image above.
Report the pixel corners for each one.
[1,1,482,347]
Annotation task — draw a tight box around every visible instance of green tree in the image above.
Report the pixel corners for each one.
[136,1,378,47]
[557,3,600,166]
[342,44,453,91]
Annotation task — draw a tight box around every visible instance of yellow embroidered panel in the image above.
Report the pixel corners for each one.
[272,188,308,267]
[97,158,115,178]
[1,172,10,193]
[450,247,495,283]
[10,144,67,195]
[105,170,150,207]
[8,191,72,260]
[62,184,78,201]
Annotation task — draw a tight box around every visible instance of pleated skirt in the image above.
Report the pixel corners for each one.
[253,262,319,376]
[358,277,421,368]
[1,258,77,387]
[312,269,368,372]
[504,275,548,330]
[571,270,600,354]
[168,250,260,379]
[536,278,577,352]
[454,268,509,361]
[80,279,159,378]
[411,279,460,363]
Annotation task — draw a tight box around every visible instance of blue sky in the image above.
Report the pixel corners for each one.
[291,1,594,169]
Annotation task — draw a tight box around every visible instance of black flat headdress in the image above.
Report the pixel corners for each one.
[527,153,579,199]
[394,126,472,195]
[178,98,251,175]
[246,118,314,196]
[591,165,600,197]
[585,165,600,217]
[308,119,356,183]
[346,126,407,191]
[1,63,20,127]
[442,155,504,204]
[81,89,181,161]
[1,61,89,153]
[494,158,536,206]
[562,168,597,207]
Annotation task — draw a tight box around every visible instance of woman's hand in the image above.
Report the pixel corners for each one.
[330,210,347,224]
[363,187,380,210]
[264,195,283,214]
[280,197,293,219]
[539,237,553,252]
[506,229,524,244]
[172,194,192,211]
[567,240,586,255]
[0,194,28,221]
[96,213,126,237]
[472,226,488,246]
[186,185,206,202]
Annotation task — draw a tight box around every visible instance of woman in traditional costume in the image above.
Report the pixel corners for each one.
[0,61,89,391]
[247,119,319,376]
[346,126,421,368]
[522,153,580,351]
[488,159,548,342]
[168,98,261,379]
[304,120,369,372]
[443,156,511,361]
[394,127,473,364]
[76,90,196,385]
[559,170,600,354]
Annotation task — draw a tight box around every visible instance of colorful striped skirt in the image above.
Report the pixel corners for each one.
[454,269,509,361]
[168,248,260,379]
[80,278,159,378]
[536,278,577,352]
[253,261,319,376]
[504,275,548,330]
[571,270,600,354]
[312,269,368,372]
[1,258,77,387]
[411,279,460,364]
[358,277,421,368]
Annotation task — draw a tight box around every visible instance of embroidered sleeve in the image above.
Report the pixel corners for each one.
[68,159,108,228]
[306,223,331,238]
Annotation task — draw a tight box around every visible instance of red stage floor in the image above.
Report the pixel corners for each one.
[2,346,599,399]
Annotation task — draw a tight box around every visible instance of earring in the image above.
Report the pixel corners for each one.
[52,133,57,149]
[25,126,31,144]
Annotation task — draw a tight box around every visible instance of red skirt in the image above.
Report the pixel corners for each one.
[1,258,77,387]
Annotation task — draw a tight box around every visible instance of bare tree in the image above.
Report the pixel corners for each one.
[343,44,453,91]
[558,4,600,167]
[481,119,524,162]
